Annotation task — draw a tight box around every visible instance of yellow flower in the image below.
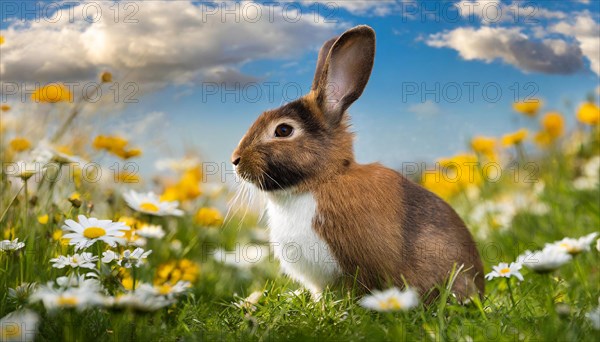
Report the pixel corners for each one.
[160,167,202,202]
[100,71,113,83]
[31,83,73,103]
[194,207,223,227]
[92,135,141,160]
[422,172,461,200]
[9,137,31,152]
[116,172,140,183]
[513,99,542,117]
[155,259,200,285]
[0,35,4,45]
[0,105,10,112]
[470,136,497,160]
[534,132,552,147]
[52,229,70,246]
[38,214,49,225]
[93,135,128,151]
[68,192,82,208]
[576,102,600,126]
[541,112,564,138]
[501,129,528,146]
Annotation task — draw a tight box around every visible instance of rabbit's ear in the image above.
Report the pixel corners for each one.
[315,25,375,126]
[312,36,338,91]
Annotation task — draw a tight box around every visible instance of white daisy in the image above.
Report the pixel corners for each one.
[29,278,106,311]
[101,248,152,268]
[31,141,86,165]
[596,238,600,252]
[517,246,572,273]
[5,161,46,180]
[123,190,184,216]
[233,291,263,312]
[137,281,191,298]
[547,232,599,255]
[359,287,419,312]
[61,215,130,251]
[110,290,176,312]
[50,252,98,269]
[136,224,165,239]
[485,262,524,281]
[0,238,25,252]
[0,309,39,342]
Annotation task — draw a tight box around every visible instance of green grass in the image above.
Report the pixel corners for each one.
[1,135,599,342]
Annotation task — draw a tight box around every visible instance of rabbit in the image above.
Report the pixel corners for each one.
[231,25,484,301]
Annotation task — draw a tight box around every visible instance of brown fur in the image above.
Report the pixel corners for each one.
[232,25,484,300]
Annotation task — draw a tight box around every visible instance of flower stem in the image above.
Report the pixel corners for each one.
[0,184,24,224]
[506,278,516,307]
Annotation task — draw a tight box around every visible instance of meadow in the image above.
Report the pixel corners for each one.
[1,68,599,341]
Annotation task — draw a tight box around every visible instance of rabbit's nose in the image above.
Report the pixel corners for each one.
[231,153,241,166]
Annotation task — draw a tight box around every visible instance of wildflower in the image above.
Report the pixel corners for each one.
[31,142,86,165]
[0,310,39,342]
[123,190,184,216]
[596,238,600,252]
[31,83,73,103]
[50,252,98,270]
[93,135,128,152]
[101,248,152,268]
[541,112,564,139]
[116,171,140,183]
[547,232,599,255]
[138,281,190,298]
[501,129,528,146]
[577,102,600,126]
[470,136,496,160]
[9,138,31,152]
[234,291,263,312]
[100,71,113,83]
[160,166,202,202]
[0,238,25,252]
[68,192,82,208]
[37,215,49,225]
[110,291,176,312]
[359,287,419,312]
[0,35,4,45]
[1,104,10,112]
[574,156,600,190]
[513,99,542,117]
[29,280,105,311]
[517,246,572,273]
[155,259,200,285]
[8,283,37,308]
[61,215,130,251]
[5,161,44,180]
[136,224,165,239]
[485,262,524,281]
[194,207,224,226]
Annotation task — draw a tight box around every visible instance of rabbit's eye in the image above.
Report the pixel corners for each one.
[275,124,294,138]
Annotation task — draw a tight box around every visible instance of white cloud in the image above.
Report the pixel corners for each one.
[427,26,584,74]
[407,100,441,117]
[306,0,399,16]
[455,0,566,23]
[550,13,600,75]
[0,1,338,93]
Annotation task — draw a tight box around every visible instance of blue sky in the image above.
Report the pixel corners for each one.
[1,1,599,173]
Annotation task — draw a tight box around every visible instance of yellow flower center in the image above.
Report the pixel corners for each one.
[83,226,106,239]
[157,284,172,295]
[58,296,79,306]
[1,325,21,339]
[559,243,579,254]
[382,297,402,310]
[499,268,511,275]
[140,202,159,212]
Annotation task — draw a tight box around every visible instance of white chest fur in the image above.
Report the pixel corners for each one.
[266,192,341,295]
